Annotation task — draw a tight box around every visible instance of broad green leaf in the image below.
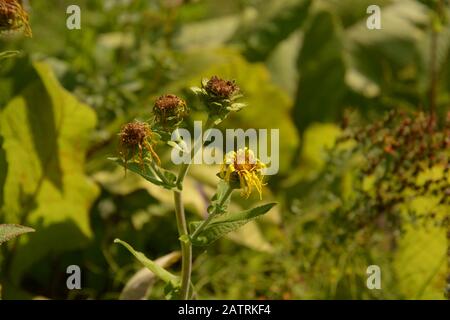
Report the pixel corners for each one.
[0,61,99,283]
[345,0,429,100]
[232,0,312,61]
[191,203,277,246]
[114,239,180,286]
[109,157,176,190]
[293,10,347,132]
[266,31,302,96]
[0,224,34,245]
[393,197,447,299]
[175,14,240,49]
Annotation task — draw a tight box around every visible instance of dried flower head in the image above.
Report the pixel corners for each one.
[218,148,266,199]
[119,121,160,167]
[205,76,239,99]
[0,0,32,37]
[191,76,246,122]
[153,94,188,130]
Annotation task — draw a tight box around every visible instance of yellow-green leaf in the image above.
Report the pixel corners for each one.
[0,61,99,283]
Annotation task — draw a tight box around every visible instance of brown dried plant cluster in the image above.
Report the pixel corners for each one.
[0,0,32,37]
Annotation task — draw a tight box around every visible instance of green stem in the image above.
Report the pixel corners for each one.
[176,117,215,189]
[173,190,191,299]
[191,186,234,239]
[172,117,217,299]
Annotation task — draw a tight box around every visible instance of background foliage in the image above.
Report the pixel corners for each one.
[0,0,449,299]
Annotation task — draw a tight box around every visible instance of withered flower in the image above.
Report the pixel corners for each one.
[205,76,239,99]
[119,121,160,167]
[191,76,246,121]
[218,148,266,199]
[0,0,32,37]
[153,94,188,130]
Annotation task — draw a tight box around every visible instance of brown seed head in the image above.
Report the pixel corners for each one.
[120,121,151,149]
[205,76,239,99]
[0,0,32,36]
[153,94,188,128]
[154,94,185,113]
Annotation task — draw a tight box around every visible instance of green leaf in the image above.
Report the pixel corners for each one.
[191,203,277,246]
[207,180,232,215]
[0,51,20,62]
[0,61,99,283]
[345,0,429,100]
[393,197,447,299]
[232,0,312,61]
[119,251,181,300]
[114,239,180,286]
[293,10,348,133]
[0,224,34,245]
[109,157,176,190]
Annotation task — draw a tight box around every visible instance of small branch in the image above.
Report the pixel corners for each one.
[191,186,234,239]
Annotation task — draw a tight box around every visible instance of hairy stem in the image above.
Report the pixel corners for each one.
[173,117,217,299]
[173,190,191,299]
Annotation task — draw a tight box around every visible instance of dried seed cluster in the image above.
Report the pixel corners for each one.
[338,110,450,221]
[153,94,188,129]
[191,76,246,121]
[119,121,160,166]
[0,0,32,36]
[205,76,239,99]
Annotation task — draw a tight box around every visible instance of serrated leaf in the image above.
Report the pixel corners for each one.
[114,239,180,286]
[191,202,277,246]
[0,224,34,245]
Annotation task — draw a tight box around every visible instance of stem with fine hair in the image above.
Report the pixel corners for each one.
[173,116,216,299]
[173,190,191,299]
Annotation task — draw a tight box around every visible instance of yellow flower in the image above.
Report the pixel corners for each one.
[219,148,266,199]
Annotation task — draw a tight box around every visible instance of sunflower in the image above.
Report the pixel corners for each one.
[218,148,266,199]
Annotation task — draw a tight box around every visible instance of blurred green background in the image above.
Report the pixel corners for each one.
[0,0,449,299]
